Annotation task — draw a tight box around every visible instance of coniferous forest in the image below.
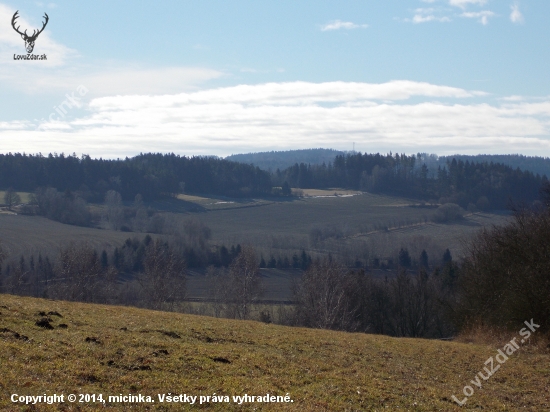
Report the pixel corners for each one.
[274,152,546,209]
[0,152,273,201]
[0,151,546,210]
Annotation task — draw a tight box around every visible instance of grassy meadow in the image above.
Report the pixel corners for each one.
[0,214,140,259]
[168,192,510,262]
[0,192,509,266]
[0,294,548,411]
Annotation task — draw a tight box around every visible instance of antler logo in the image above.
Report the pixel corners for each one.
[11,10,49,54]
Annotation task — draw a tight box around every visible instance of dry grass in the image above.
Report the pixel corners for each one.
[0,294,548,411]
[0,214,138,259]
[456,321,550,353]
[174,194,272,211]
[297,189,362,197]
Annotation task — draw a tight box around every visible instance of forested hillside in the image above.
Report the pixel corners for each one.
[421,153,550,178]
[225,148,345,171]
[0,151,546,211]
[274,152,546,209]
[0,153,272,201]
[229,149,550,179]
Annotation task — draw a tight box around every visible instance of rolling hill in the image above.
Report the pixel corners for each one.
[0,295,547,411]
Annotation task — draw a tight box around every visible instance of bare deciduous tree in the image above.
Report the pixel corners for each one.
[456,203,550,333]
[139,238,186,310]
[132,194,148,232]
[225,246,263,320]
[105,190,124,230]
[4,188,21,210]
[205,265,227,318]
[293,260,356,330]
[54,243,117,303]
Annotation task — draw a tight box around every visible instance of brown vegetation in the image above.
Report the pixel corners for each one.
[0,294,548,411]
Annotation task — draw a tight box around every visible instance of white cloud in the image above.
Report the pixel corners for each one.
[461,10,495,25]
[405,7,451,24]
[86,81,484,110]
[510,3,524,24]
[321,20,368,31]
[77,66,223,96]
[1,81,549,158]
[502,95,524,102]
[412,14,451,23]
[449,0,487,9]
[0,62,223,96]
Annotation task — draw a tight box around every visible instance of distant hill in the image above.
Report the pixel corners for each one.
[227,150,550,178]
[419,154,550,178]
[225,148,345,171]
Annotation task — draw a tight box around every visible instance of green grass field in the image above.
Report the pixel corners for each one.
[0,294,547,411]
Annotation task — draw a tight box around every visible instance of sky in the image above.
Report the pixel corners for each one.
[0,0,549,159]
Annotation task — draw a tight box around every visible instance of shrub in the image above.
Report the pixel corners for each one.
[455,206,550,333]
[432,203,464,223]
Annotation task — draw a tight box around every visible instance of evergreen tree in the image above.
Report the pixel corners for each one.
[442,249,452,264]
[419,250,429,269]
[282,181,291,196]
[398,248,411,268]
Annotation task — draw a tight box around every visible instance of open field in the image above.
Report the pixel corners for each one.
[0,191,32,206]
[343,212,511,261]
[185,193,431,240]
[0,214,141,260]
[168,193,510,260]
[0,294,548,411]
[0,192,510,268]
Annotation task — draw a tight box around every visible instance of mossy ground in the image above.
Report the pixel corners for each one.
[0,294,548,411]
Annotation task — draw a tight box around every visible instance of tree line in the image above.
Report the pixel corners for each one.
[274,152,546,209]
[1,152,547,211]
[0,152,272,201]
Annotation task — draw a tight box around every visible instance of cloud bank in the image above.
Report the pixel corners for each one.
[1,81,550,158]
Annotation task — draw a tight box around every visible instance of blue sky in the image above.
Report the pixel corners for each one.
[1,0,549,158]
